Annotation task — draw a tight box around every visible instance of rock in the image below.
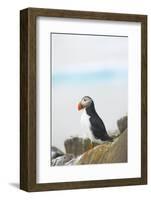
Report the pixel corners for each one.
[117,116,127,133]
[51,146,64,159]
[76,129,127,165]
[65,158,77,165]
[51,146,74,166]
[64,137,92,157]
[52,115,127,166]
[51,154,74,166]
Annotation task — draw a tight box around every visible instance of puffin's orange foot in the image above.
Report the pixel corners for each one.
[88,142,93,150]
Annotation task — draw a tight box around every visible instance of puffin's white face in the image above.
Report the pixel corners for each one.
[78,96,93,111]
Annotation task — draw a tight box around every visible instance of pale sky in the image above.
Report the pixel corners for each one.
[51,33,128,151]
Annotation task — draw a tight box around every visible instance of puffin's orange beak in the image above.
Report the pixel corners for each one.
[78,102,83,111]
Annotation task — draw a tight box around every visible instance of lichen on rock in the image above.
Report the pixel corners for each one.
[76,129,127,165]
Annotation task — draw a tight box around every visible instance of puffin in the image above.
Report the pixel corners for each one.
[78,96,113,145]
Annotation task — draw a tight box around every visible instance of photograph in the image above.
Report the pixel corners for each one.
[51,33,128,166]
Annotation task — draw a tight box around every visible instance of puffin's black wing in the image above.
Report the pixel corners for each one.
[89,114,113,141]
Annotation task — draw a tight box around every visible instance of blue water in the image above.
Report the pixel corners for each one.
[53,68,128,86]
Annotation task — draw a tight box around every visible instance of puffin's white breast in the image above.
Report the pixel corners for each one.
[80,109,103,143]
[80,109,92,139]
[80,109,90,127]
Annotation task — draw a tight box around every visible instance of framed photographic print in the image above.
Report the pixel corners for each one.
[20,8,147,191]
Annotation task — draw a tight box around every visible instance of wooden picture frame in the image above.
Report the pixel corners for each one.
[20,7,147,192]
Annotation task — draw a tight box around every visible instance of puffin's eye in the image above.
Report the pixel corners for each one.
[83,99,86,101]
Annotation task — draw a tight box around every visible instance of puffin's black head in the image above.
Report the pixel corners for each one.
[78,96,93,111]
